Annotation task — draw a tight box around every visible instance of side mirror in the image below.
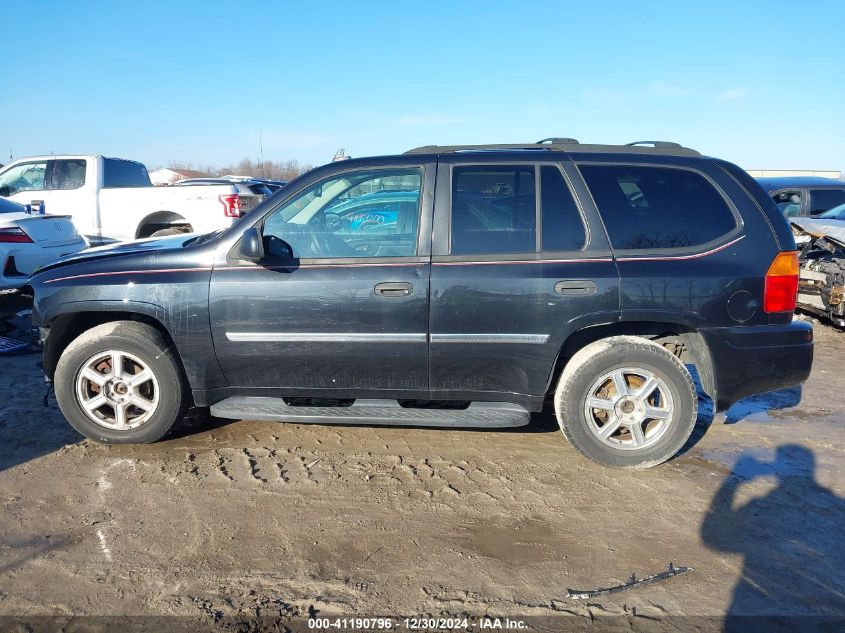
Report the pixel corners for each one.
[239,227,265,261]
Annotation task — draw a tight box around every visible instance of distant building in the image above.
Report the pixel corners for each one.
[746,169,843,179]
[148,167,207,185]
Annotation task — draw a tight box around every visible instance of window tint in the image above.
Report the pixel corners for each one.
[262,169,421,258]
[0,161,48,195]
[541,166,586,251]
[580,165,736,250]
[451,166,536,255]
[103,159,151,188]
[52,159,86,190]
[809,189,845,216]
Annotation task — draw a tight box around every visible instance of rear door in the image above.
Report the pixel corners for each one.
[428,155,621,402]
[808,188,845,216]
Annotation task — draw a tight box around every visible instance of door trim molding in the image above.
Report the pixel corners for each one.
[430,333,550,344]
[225,332,427,343]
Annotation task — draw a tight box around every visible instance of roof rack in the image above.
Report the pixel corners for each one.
[405,142,575,154]
[405,139,700,157]
[537,137,580,144]
[626,141,683,148]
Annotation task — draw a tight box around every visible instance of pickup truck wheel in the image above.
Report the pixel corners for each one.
[554,335,697,469]
[54,321,188,444]
[150,225,191,237]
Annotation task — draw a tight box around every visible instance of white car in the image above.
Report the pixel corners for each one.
[0,197,87,290]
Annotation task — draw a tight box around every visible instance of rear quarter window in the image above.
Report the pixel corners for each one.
[579,164,737,250]
[103,159,151,188]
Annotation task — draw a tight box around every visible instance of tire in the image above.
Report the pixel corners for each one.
[554,335,697,469]
[150,226,191,237]
[54,321,188,444]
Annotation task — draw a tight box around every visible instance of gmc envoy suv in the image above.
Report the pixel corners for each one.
[30,139,814,468]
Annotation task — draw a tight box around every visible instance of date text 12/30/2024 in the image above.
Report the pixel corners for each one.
[308,617,528,630]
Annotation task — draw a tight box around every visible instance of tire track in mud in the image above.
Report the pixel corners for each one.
[149,442,559,512]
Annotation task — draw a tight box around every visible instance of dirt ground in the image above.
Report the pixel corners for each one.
[1,290,843,632]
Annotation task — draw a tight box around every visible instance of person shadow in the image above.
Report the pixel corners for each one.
[701,445,845,632]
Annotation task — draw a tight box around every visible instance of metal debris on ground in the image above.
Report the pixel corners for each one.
[566,562,693,599]
[791,219,845,328]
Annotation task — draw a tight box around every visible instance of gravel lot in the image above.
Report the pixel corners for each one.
[1,290,843,631]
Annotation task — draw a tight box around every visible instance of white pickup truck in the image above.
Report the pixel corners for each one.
[0,155,264,242]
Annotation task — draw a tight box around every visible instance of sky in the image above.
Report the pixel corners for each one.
[1,0,844,172]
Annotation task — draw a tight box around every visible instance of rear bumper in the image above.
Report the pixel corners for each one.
[703,319,814,411]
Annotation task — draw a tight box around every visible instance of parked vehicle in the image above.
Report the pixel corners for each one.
[256,179,289,192]
[816,203,845,222]
[757,176,845,218]
[791,218,845,327]
[0,156,265,242]
[30,139,813,468]
[172,177,273,200]
[0,197,86,290]
[216,175,290,193]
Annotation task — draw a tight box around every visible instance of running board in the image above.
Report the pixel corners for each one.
[209,397,530,428]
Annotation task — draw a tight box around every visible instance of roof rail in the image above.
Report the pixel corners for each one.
[405,140,700,156]
[405,143,569,154]
[537,137,579,144]
[626,141,683,148]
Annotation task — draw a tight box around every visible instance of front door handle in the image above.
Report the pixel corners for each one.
[555,280,597,296]
[375,282,413,297]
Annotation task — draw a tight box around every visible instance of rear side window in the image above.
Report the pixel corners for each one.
[541,166,586,251]
[451,166,536,255]
[103,159,151,188]
[579,164,736,250]
[809,189,845,216]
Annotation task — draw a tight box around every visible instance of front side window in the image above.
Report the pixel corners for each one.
[579,164,737,250]
[809,189,845,216]
[0,161,48,196]
[451,166,536,255]
[52,159,87,190]
[262,169,421,258]
[772,190,802,217]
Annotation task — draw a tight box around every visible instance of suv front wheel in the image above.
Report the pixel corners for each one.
[54,321,188,444]
[554,335,698,469]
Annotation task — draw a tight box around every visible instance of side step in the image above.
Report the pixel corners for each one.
[210,397,530,428]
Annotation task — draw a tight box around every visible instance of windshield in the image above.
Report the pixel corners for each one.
[819,203,845,220]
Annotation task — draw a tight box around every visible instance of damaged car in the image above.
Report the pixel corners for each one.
[791,218,845,327]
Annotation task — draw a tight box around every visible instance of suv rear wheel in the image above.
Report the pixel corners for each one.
[554,336,697,469]
[54,321,188,444]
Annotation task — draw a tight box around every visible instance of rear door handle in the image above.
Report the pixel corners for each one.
[375,282,413,297]
[555,280,597,296]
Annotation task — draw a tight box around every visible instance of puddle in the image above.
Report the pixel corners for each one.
[723,387,803,425]
[698,445,817,480]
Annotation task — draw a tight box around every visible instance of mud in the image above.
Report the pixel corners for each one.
[1,292,843,630]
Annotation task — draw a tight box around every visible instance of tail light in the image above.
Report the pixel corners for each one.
[0,227,33,243]
[219,194,242,218]
[764,251,799,313]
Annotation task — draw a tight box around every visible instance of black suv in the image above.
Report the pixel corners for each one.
[30,139,813,468]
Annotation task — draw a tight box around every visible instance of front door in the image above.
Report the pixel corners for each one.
[0,158,91,227]
[209,162,434,396]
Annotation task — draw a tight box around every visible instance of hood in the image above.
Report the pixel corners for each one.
[791,218,845,248]
[35,233,199,272]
